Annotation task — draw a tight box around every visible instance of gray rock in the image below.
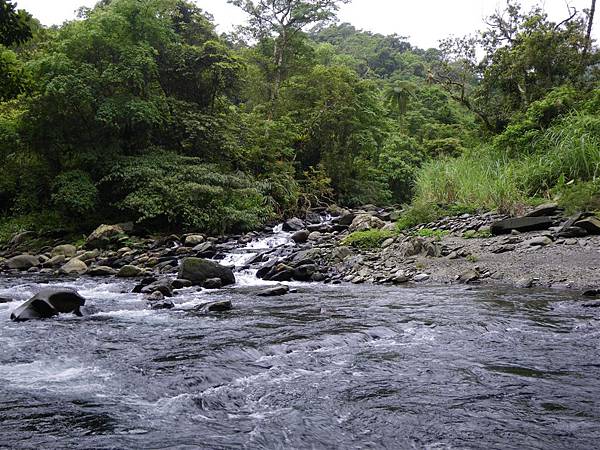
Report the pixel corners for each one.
[117,265,143,277]
[490,216,553,235]
[203,278,223,289]
[184,234,205,246]
[267,264,295,282]
[141,279,173,297]
[85,224,125,249]
[413,273,430,282]
[192,241,215,256]
[257,284,290,297]
[524,236,552,246]
[43,254,66,268]
[291,230,309,243]
[195,300,232,312]
[10,288,85,321]
[5,254,39,270]
[349,214,385,232]
[293,264,317,281]
[172,279,192,289]
[458,269,479,284]
[149,298,175,310]
[583,289,600,298]
[78,249,100,262]
[178,257,235,286]
[283,217,305,232]
[51,244,77,258]
[88,266,117,276]
[59,258,88,275]
[574,216,600,235]
[525,203,559,217]
[331,246,352,262]
[392,270,410,284]
[308,231,322,241]
[146,291,165,301]
[516,276,535,289]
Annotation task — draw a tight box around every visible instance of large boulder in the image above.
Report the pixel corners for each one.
[257,284,290,297]
[490,216,553,235]
[84,224,125,249]
[59,258,88,275]
[10,288,86,321]
[349,214,385,232]
[5,254,40,270]
[178,257,235,286]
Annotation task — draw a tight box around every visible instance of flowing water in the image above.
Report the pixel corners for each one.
[1,227,599,449]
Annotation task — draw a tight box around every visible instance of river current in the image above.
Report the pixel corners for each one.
[1,227,599,449]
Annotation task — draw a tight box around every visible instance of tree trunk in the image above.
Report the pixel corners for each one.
[269,31,287,118]
[582,0,597,69]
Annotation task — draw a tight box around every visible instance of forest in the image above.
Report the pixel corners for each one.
[0,0,598,240]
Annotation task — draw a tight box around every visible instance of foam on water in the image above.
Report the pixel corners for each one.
[0,359,112,393]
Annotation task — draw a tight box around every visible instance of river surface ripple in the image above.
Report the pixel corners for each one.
[0,276,599,449]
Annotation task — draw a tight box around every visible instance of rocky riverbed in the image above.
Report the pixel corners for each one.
[1,203,599,300]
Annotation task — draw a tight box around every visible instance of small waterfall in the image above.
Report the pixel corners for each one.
[218,223,294,286]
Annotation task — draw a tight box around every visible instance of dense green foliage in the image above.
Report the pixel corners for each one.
[0,0,598,239]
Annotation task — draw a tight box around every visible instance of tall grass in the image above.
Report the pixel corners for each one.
[408,110,600,220]
[414,147,524,213]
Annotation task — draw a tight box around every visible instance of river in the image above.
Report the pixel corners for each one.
[1,227,599,449]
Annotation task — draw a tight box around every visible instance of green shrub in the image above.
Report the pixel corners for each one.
[341,229,396,249]
[552,179,600,214]
[52,170,98,217]
[0,211,66,245]
[413,228,449,240]
[102,151,274,234]
[463,229,492,239]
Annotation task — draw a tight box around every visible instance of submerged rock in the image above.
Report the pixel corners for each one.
[195,300,232,312]
[10,288,86,321]
[257,284,290,297]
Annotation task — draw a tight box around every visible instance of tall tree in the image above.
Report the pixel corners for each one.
[0,0,32,46]
[228,0,351,112]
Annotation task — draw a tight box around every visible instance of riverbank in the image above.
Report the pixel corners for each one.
[1,204,599,295]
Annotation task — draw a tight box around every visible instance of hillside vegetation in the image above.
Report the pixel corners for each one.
[0,0,598,241]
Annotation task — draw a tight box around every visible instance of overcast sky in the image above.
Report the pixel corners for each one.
[16,0,598,49]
